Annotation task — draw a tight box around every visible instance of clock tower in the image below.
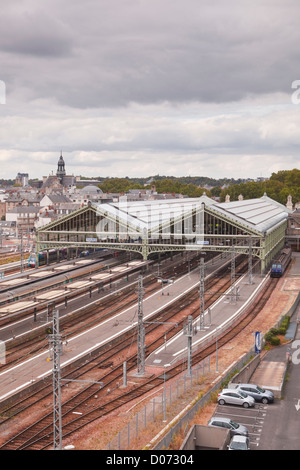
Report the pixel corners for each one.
[56,151,66,184]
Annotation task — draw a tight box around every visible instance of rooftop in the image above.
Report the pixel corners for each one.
[93,193,290,235]
[213,194,290,234]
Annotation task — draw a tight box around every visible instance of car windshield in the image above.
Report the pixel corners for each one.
[240,391,248,398]
[230,441,247,450]
[229,420,239,429]
[257,386,265,393]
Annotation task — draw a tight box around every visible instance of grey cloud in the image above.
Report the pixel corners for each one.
[1,0,300,181]
[0,4,73,57]
[2,0,300,108]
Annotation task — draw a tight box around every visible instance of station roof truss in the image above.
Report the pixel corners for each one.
[36,194,290,268]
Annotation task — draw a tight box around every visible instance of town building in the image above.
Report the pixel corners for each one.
[33,153,76,194]
[15,173,29,187]
[286,195,300,251]
[6,205,40,235]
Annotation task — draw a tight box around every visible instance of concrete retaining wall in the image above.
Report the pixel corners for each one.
[180,424,230,450]
[229,354,261,385]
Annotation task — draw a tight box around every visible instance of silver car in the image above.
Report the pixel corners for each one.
[228,435,250,450]
[234,383,274,404]
[218,388,255,408]
[208,417,249,437]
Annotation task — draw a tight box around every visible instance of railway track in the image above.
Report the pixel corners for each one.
[1,274,158,368]
[0,258,256,450]
[0,253,230,421]
[0,253,198,366]
[0,253,126,308]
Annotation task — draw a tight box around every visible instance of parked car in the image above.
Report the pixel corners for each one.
[234,383,274,404]
[208,417,249,437]
[218,389,255,408]
[228,435,250,450]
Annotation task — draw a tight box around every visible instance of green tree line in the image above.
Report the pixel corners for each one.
[97,169,299,205]
[219,169,300,205]
[99,177,210,198]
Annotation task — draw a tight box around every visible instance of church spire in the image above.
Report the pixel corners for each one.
[57,151,66,183]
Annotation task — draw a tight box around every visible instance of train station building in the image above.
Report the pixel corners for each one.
[36,193,291,272]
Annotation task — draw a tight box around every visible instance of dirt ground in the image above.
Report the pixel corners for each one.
[62,269,298,451]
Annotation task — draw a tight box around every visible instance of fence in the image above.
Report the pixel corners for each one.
[151,348,255,450]
[104,349,255,450]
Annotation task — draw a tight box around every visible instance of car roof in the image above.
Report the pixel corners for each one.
[236,383,257,387]
[210,416,231,422]
[231,435,248,442]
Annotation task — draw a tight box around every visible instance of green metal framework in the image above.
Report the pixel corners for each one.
[36,201,288,272]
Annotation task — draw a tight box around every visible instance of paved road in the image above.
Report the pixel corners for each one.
[258,302,300,450]
[210,253,300,450]
[211,321,300,450]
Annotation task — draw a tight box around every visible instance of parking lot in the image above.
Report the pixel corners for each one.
[211,401,271,449]
[209,256,300,451]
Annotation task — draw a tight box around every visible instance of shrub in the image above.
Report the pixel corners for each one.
[277,327,286,335]
[270,336,281,346]
[264,318,291,347]
[280,316,290,330]
[264,331,274,343]
[269,327,280,336]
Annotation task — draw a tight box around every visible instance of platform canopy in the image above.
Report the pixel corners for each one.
[36,193,291,271]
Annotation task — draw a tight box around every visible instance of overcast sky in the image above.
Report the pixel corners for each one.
[0,0,300,181]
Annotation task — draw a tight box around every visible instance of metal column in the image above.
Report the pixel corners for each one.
[230,246,236,303]
[248,235,253,284]
[184,315,196,377]
[20,230,24,273]
[137,275,145,375]
[48,310,63,450]
[199,258,205,330]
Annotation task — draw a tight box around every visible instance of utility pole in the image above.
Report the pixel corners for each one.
[137,275,145,376]
[183,315,196,377]
[163,363,171,422]
[20,229,24,273]
[199,257,205,330]
[157,262,161,278]
[48,310,103,450]
[230,246,236,303]
[215,326,219,372]
[48,309,63,450]
[248,235,253,284]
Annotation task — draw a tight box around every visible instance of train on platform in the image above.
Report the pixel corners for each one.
[270,247,292,278]
[27,247,110,268]
[0,253,144,309]
[27,248,68,268]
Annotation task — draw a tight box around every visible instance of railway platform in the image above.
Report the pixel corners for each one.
[0,256,146,317]
[147,255,300,398]
[147,253,300,378]
[145,271,268,369]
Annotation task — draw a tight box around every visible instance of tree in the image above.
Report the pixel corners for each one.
[219,169,300,205]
